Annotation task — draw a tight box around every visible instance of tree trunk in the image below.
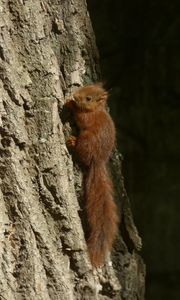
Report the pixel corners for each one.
[0,0,145,299]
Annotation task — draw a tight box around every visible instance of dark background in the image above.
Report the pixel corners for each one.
[87,1,180,299]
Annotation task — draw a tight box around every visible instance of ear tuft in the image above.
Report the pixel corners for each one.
[95,81,106,88]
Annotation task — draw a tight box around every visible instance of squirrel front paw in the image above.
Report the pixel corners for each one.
[64,98,75,110]
[66,136,77,148]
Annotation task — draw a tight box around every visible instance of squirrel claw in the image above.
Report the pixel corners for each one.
[67,136,77,148]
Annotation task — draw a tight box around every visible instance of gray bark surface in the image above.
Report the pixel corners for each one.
[0,0,145,299]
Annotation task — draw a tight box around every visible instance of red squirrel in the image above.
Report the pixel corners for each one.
[65,83,119,267]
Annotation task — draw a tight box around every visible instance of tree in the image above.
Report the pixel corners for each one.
[0,0,145,299]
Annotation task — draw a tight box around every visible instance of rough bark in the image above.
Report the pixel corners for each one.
[0,0,145,299]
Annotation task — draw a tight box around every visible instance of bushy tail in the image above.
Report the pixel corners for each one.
[85,162,119,267]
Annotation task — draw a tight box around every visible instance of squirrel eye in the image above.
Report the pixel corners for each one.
[86,96,92,101]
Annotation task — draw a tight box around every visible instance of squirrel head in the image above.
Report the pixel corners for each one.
[72,83,108,111]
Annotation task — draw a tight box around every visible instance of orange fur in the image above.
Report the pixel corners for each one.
[65,84,119,267]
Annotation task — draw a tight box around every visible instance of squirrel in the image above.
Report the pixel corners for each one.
[65,83,119,267]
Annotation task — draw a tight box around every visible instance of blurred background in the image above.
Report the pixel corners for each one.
[87,1,180,299]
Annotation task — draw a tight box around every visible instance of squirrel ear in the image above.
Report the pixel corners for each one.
[98,91,108,102]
